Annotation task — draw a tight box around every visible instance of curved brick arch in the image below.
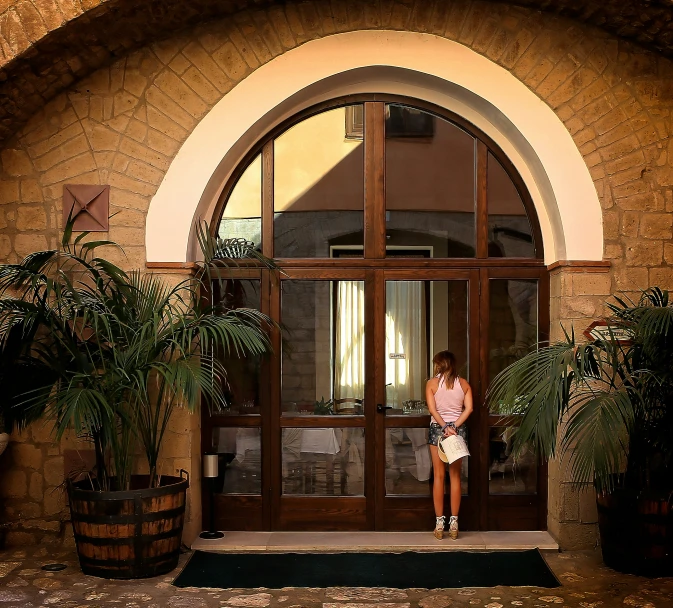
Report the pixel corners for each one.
[0,0,673,144]
[0,0,670,284]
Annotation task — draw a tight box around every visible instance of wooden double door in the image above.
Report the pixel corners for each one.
[203,265,548,532]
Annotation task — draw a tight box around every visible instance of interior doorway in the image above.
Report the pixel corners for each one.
[202,97,549,531]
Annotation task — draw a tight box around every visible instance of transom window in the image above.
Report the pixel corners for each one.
[216,98,542,261]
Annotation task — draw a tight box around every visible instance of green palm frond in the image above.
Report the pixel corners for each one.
[488,287,673,494]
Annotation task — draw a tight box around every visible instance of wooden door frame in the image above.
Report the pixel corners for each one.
[203,94,550,533]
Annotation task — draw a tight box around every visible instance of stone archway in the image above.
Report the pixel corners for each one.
[144,30,604,265]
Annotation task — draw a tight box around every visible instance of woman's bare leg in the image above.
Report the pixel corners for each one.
[429,445,446,516]
[449,458,463,516]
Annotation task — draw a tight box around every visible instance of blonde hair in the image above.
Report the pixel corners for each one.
[433,350,457,388]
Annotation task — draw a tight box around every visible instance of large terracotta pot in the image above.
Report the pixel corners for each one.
[597,488,672,576]
[68,473,188,579]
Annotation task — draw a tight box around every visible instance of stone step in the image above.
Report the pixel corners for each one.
[191,531,559,553]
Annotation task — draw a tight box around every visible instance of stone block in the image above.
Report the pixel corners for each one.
[16,205,47,231]
[160,430,191,459]
[39,152,97,186]
[212,41,250,81]
[43,487,66,516]
[83,121,121,151]
[4,531,37,546]
[549,520,598,550]
[43,456,64,486]
[1,149,33,176]
[145,86,196,131]
[20,518,61,532]
[20,178,43,202]
[0,180,19,204]
[649,267,673,290]
[625,239,663,266]
[579,488,598,523]
[640,213,673,239]
[28,471,43,500]
[664,242,673,265]
[182,41,231,93]
[11,443,42,470]
[30,421,56,444]
[620,211,639,237]
[571,273,612,296]
[1,470,27,499]
[14,234,48,258]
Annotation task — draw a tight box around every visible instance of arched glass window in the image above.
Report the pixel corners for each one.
[215,97,541,261]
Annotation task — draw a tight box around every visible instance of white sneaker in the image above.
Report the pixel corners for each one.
[434,516,445,540]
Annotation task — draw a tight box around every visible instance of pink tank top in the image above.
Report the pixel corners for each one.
[434,375,464,422]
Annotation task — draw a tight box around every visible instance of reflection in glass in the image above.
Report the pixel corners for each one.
[218,154,262,250]
[488,152,535,258]
[211,427,261,494]
[282,427,365,495]
[489,426,537,495]
[385,104,476,257]
[211,279,262,415]
[488,279,538,495]
[488,279,538,381]
[385,281,468,413]
[386,428,468,495]
[281,281,365,416]
[274,105,364,257]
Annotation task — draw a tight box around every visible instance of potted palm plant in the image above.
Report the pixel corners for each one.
[0,222,273,578]
[487,287,673,576]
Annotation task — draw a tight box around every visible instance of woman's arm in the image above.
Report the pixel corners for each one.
[425,379,446,428]
[454,379,474,429]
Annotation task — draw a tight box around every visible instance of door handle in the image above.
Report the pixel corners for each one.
[376,404,393,413]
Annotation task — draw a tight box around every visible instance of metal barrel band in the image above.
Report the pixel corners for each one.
[73,527,183,546]
[70,505,186,525]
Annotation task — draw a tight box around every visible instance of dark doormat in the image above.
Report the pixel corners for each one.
[173,550,560,589]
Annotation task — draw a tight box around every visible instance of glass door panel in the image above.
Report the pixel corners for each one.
[379,276,474,530]
[281,280,365,417]
[488,278,539,497]
[384,280,469,414]
[276,274,369,530]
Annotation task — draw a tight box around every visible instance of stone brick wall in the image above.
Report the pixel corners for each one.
[0,0,672,547]
[0,1,673,145]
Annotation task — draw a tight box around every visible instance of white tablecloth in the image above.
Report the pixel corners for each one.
[299,428,342,455]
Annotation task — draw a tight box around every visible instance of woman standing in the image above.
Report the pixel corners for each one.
[426,351,473,540]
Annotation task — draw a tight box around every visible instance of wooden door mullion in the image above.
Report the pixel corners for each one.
[371,270,386,529]
[269,270,282,529]
[467,270,482,529]
[478,268,490,530]
[364,102,386,259]
[262,140,274,260]
[476,141,488,259]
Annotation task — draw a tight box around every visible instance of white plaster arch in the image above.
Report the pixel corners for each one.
[146,30,603,265]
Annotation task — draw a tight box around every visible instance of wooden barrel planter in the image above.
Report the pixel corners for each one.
[68,473,188,579]
[597,489,672,577]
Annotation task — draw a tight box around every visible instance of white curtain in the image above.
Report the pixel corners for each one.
[333,280,426,405]
[334,281,365,400]
[385,281,427,406]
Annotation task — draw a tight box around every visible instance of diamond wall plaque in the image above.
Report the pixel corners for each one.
[63,184,109,231]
